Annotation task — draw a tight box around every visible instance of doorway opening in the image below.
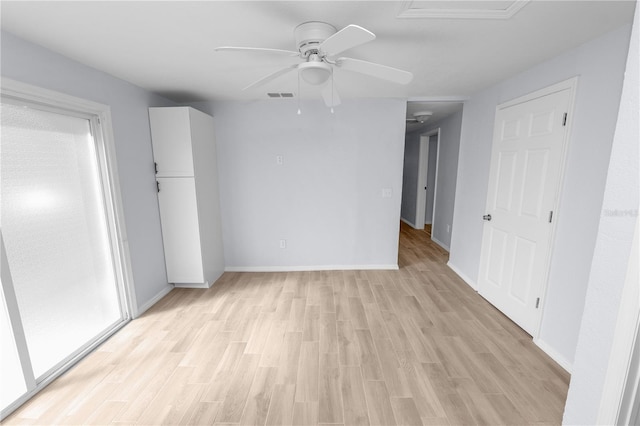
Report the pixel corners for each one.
[416,129,441,243]
[401,100,464,253]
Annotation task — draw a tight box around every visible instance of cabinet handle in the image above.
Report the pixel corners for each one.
[156,181,160,193]
[482,214,492,221]
[154,162,158,174]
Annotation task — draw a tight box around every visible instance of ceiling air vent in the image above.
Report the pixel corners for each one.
[267,93,295,98]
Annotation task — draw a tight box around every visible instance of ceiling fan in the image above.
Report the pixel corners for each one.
[215,21,413,107]
[406,111,433,124]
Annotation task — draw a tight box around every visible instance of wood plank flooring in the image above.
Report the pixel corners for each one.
[4,222,570,425]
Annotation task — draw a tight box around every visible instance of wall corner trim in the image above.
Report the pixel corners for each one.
[446,261,478,290]
[134,284,174,318]
[534,337,573,373]
[401,217,419,229]
[431,236,450,252]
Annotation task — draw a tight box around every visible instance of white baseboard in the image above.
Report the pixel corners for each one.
[400,217,420,229]
[534,337,573,373]
[446,261,478,291]
[174,282,211,289]
[134,284,173,318]
[225,264,399,273]
[431,236,450,252]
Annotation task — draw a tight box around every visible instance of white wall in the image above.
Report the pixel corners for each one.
[400,110,463,250]
[564,3,639,423]
[401,131,421,226]
[424,110,463,250]
[1,31,175,311]
[424,135,438,225]
[448,24,633,367]
[192,99,407,270]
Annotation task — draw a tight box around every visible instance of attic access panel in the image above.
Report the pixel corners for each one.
[397,0,529,19]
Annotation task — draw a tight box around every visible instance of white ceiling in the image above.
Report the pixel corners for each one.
[1,1,635,111]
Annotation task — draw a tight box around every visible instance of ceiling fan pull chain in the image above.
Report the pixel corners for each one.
[297,71,302,115]
[331,68,335,113]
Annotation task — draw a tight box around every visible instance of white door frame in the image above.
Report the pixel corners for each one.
[0,78,136,419]
[415,128,441,233]
[598,218,640,425]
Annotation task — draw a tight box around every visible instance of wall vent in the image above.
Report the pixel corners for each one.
[267,93,295,98]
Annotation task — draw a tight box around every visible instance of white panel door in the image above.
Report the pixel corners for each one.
[478,88,571,335]
[156,177,204,284]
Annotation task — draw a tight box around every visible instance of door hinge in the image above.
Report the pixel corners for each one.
[536,298,540,309]
[156,181,160,193]
[548,211,553,223]
[562,113,568,126]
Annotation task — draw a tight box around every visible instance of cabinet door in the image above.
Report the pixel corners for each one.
[149,107,194,177]
[156,178,204,284]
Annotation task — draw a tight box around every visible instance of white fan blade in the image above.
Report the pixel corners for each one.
[336,57,413,85]
[242,65,298,91]
[215,46,300,57]
[319,25,375,57]
[321,79,341,107]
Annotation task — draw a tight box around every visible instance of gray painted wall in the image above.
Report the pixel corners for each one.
[564,3,639,423]
[401,131,420,226]
[400,109,463,250]
[1,31,176,311]
[424,135,438,225]
[192,99,407,270]
[448,24,633,367]
[428,110,462,250]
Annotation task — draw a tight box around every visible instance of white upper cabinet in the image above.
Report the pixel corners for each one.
[149,107,195,177]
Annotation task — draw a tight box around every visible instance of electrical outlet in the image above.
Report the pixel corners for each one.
[381,188,392,198]
[279,239,286,249]
[447,224,451,233]
[276,155,284,165]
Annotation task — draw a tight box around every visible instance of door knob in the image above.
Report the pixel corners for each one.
[483,214,492,221]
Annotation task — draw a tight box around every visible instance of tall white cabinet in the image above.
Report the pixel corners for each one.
[149,106,225,288]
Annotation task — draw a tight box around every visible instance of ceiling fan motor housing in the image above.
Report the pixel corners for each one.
[294,21,337,58]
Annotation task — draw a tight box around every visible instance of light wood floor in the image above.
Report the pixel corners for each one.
[4,222,570,425]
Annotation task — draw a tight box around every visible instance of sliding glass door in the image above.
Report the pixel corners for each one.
[1,88,131,417]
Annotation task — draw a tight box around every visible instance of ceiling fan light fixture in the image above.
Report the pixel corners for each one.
[298,61,332,85]
[414,111,433,123]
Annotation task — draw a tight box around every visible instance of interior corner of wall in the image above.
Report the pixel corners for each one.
[446,261,478,291]
[534,336,573,374]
